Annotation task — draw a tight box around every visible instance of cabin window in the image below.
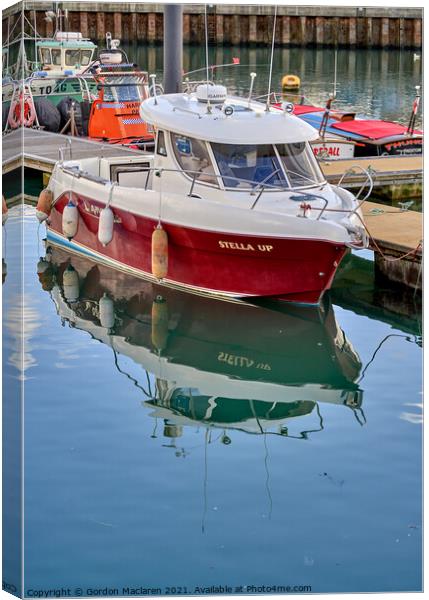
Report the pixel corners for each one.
[276,142,325,187]
[156,131,167,157]
[211,143,284,189]
[81,49,93,66]
[51,49,62,66]
[65,49,82,66]
[40,48,51,64]
[171,133,218,187]
[110,163,151,188]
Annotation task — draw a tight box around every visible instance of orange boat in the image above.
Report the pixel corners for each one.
[87,63,155,150]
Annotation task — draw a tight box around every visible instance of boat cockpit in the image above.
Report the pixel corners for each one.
[161,131,326,190]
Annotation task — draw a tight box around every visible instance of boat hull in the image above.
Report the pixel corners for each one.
[47,192,348,305]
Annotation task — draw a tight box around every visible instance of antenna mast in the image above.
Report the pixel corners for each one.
[266,5,278,112]
[205,4,211,113]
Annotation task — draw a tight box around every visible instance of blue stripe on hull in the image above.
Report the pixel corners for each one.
[47,230,100,259]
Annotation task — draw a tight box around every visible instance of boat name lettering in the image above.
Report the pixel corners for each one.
[218,241,273,252]
[313,146,341,157]
[82,200,122,223]
[384,138,423,151]
[218,352,271,370]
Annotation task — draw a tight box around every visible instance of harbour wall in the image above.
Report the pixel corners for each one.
[3,3,423,49]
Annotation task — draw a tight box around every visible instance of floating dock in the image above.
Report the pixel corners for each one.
[2,129,422,292]
[2,129,142,175]
[361,200,422,290]
[321,155,423,201]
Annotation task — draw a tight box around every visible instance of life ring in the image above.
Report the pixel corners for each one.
[8,94,36,129]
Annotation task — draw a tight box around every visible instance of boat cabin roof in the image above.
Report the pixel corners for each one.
[140,90,319,144]
[37,38,96,49]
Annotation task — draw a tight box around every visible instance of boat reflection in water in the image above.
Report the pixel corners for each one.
[39,245,365,440]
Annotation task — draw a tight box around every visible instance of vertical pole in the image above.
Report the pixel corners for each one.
[163,4,183,94]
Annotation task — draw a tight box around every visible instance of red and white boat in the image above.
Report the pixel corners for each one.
[40,84,371,305]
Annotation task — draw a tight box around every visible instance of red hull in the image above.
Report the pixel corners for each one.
[48,193,347,304]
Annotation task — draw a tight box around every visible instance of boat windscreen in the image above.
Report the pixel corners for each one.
[103,76,144,102]
[276,142,325,187]
[211,143,286,189]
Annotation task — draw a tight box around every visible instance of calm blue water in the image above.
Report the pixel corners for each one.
[2,204,422,596]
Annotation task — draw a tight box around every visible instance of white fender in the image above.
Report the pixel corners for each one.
[99,293,115,330]
[98,206,114,246]
[62,200,79,240]
[63,265,79,302]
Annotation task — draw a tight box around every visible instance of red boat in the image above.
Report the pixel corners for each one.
[274,89,423,158]
[38,84,371,305]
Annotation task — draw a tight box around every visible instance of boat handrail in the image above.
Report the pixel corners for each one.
[143,166,289,196]
[337,165,374,203]
[172,105,204,118]
[58,138,73,163]
[59,160,289,195]
[61,164,110,186]
[250,168,282,209]
[252,91,283,104]
[58,161,365,221]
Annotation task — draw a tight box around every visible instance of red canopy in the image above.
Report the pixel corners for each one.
[332,119,423,140]
[292,105,325,115]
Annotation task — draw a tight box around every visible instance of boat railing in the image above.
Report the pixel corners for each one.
[58,138,73,163]
[146,166,290,198]
[57,158,369,223]
[182,79,215,94]
[58,158,293,197]
[252,91,284,105]
[72,74,93,101]
[337,165,374,203]
[252,91,311,106]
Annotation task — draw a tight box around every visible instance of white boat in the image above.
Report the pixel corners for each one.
[41,83,373,305]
